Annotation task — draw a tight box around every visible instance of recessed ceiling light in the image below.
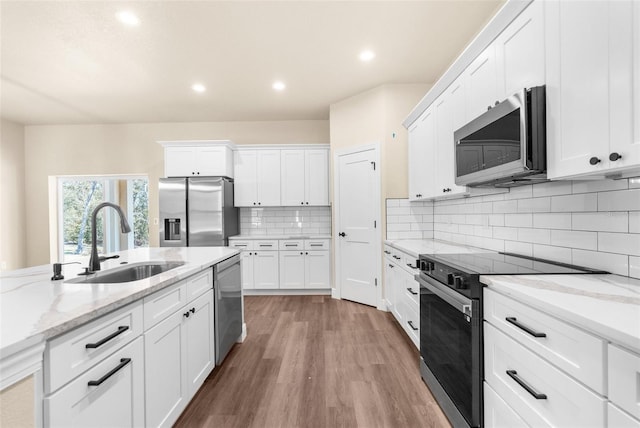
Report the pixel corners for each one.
[359,50,375,62]
[192,83,206,93]
[272,81,286,91]
[116,10,140,27]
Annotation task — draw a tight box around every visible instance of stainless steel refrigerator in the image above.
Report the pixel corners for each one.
[159,177,239,247]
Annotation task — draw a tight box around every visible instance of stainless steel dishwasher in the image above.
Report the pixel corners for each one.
[213,254,242,365]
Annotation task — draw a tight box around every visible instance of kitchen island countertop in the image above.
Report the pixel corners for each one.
[0,247,238,362]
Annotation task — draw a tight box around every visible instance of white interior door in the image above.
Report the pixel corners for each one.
[335,146,380,307]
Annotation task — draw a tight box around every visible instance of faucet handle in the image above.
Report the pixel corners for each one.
[98,254,120,262]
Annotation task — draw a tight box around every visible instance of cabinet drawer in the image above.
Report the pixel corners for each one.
[609,344,640,420]
[403,301,420,350]
[484,382,529,428]
[383,245,394,260]
[402,252,420,275]
[280,240,303,250]
[304,239,329,250]
[45,301,143,394]
[404,280,419,308]
[144,280,188,330]
[254,240,278,251]
[45,337,144,428]
[484,288,605,393]
[484,322,606,427]
[186,269,212,301]
[228,240,254,251]
[609,403,640,428]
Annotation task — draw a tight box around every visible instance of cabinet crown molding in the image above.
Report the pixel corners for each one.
[234,144,329,151]
[157,140,237,149]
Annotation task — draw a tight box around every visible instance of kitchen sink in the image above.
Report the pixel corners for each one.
[68,261,185,284]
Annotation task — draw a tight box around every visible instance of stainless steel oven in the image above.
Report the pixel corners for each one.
[418,268,482,428]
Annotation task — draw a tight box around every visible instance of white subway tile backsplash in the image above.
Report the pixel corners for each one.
[572,212,628,232]
[533,213,572,230]
[505,213,533,228]
[239,206,331,236]
[572,249,628,276]
[518,228,551,245]
[598,232,640,256]
[387,178,638,278]
[532,181,573,197]
[504,241,533,257]
[517,197,551,213]
[598,189,640,211]
[572,179,628,194]
[551,193,598,212]
[550,230,597,251]
[533,244,573,264]
[630,212,640,234]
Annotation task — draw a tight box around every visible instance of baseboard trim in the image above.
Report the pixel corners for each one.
[243,289,332,296]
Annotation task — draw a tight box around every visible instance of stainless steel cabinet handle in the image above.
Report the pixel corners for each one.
[506,370,547,399]
[505,317,546,338]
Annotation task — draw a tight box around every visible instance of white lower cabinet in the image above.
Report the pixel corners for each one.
[144,280,215,428]
[383,244,420,349]
[230,238,330,291]
[484,288,640,428]
[45,337,145,428]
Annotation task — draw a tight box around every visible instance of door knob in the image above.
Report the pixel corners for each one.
[338,232,346,237]
[609,152,622,161]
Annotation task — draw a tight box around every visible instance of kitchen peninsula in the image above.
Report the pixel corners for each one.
[0,246,240,427]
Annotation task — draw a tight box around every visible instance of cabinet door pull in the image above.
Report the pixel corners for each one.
[388,264,394,268]
[505,317,546,338]
[259,244,272,247]
[506,370,547,399]
[384,250,391,255]
[85,326,129,349]
[406,263,417,270]
[406,287,418,295]
[407,321,418,331]
[285,244,297,247]
[88,358,132,386]
[392,255,401,260]
[310,244,323,247]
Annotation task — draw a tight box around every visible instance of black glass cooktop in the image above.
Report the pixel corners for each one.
[423,252,607,275]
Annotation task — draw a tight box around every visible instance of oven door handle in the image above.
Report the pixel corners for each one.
[416,274,473,316]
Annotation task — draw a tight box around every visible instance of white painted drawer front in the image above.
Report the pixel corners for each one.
[280,240,303,250]
[402,252,420,275]
[484,382,529,428]
[186,268,212,301]
[609,344,640,420]
[254,240,278,250]
[609,403,640,428]
[228,240,254,251]
[383,245,394,260]
[304,239,330,250]
[405,279,419,308]
[484,323,606,427]
[144,280,188,330]
[45,336,144,428]
[403,300,420,349]
[484,288,606,394]
[45,301,143,394]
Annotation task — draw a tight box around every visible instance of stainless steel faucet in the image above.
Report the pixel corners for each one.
[88,202,132,272]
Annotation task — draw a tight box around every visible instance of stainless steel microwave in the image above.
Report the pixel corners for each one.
[454,86,546,187]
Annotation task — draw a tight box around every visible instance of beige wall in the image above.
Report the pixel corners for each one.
[0,119,27,270]
[0,376,35,428]
[23,120,328,266]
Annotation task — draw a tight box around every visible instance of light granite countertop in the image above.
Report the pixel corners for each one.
[0,247,238,359]
[384,238,487,258]
[480,273,640,354]
[229,234,332,240]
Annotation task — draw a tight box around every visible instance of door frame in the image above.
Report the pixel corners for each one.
[332,142,383,310]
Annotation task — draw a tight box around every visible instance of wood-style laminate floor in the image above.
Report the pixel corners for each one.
[175,295,451,428]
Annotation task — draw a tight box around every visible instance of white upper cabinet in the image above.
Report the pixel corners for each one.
[546,0,640,179]
[234,149,281,206]
[161,141,234,178]
[495,0,545,99]
[434,85,467,197]
[465,43,498,120]
[408,107,436,201]
[281,149,329,206]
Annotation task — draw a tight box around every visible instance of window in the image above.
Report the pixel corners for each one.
[57,176,149,263]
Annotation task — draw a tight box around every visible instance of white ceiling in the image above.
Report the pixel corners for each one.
[1,1,503,125]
